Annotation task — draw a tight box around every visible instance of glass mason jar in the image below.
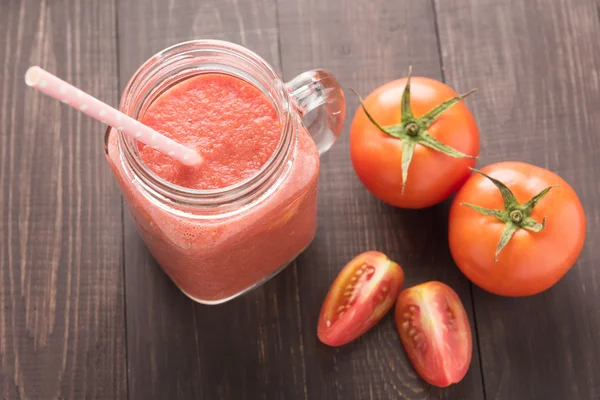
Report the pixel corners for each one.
[104,40,345,304]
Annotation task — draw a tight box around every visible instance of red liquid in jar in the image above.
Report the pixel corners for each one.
[106,73,320,302]
[139,73,281,189]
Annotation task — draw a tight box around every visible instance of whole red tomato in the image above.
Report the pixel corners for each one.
[449,162,586,296]
[350,68,480,209]
[395,281,472,387]
[317,251,405,346]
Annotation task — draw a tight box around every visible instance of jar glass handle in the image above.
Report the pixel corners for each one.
[285,69,345,155]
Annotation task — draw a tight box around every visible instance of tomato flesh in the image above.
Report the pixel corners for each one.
[395,281,472,387]
[318,251,405,346]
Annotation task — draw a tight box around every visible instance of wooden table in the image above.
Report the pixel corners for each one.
[1,0,599,399]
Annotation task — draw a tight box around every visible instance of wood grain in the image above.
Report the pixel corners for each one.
[436,0,600,398]
[0,0,126,399]
[117,0,307,399]
[276,0,484,398]
[3,0,597,398]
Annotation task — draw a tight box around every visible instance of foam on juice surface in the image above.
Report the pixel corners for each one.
[138,73,281,190]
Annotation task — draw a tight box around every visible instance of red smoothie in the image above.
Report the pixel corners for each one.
[139,74,281,189]
[106,73,320,302]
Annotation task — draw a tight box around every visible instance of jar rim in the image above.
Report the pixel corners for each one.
[116,39,297,208]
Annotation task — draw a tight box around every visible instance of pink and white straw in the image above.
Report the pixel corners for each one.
[25,66,202,166]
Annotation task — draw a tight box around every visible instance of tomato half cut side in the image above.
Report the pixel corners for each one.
[317,251,405,346]
[395,281,472,387]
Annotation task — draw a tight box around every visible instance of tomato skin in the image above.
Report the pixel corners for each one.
[350,77,479,209]
[317,251,405,347]
[395,282,472,387]
[449,162,586,296]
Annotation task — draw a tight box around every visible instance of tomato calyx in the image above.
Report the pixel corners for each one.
[350,66,478,193]
[461,168,559,261]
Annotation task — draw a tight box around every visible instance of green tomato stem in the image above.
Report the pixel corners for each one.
[350,66,478,194]
[461,168,557,261]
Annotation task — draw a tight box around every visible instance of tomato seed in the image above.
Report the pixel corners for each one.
[403,312,410,319]
[360,263,367,270]
[381,285,389,293]
[337,305,346,312]
[409,328,416,336]
[402,321,409,331]
[355,269,364,276]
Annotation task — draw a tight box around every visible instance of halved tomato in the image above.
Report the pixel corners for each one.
[395,282,472,387]
[317,251,405,346]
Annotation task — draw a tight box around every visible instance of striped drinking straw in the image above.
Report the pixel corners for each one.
[25,66,203,167]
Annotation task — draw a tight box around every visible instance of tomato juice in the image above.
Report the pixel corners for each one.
[106,73,320,302]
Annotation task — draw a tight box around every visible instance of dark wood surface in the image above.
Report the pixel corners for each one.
[1,0,599,399]
[437,1,600,399]
[0,1,126,399]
